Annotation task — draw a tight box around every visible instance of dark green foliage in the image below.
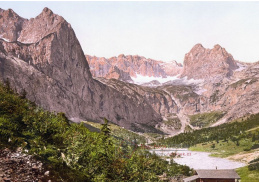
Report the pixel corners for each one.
[189,111,225,128]
[230,78,258,89]
[159,114,259,148]
[210,90,220,103]
[248,158,259,171]
[0,82,192,181]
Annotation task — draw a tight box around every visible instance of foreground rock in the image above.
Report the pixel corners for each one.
[0,148,50,182]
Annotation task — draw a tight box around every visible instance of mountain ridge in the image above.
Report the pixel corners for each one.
[86,54,183,82]
[1,7,259,136]
[0,7,162,132]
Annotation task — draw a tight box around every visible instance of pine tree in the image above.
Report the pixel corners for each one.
[101,118,111,139]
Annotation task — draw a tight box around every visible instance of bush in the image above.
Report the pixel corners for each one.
[0,82,193,181]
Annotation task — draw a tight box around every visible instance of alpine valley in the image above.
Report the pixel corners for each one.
[0,7,258,182]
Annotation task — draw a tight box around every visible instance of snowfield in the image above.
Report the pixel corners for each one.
[132,74,204,86]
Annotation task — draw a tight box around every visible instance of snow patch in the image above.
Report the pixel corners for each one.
[132,74,179,85]
[180,76,204,85]
[132,74,204,86]
[235,62,246,71]
[0,36,11,43]
[194,88,207,95]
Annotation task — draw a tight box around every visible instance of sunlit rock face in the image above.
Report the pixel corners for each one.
[181,43,238,80]
[86,54,183,82]
[0,7,162,131]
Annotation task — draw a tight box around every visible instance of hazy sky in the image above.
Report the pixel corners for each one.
[1,1,259,63]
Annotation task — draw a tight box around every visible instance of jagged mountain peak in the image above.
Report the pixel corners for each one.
[118,54,126,58]
[42,7,54,15]
[17,7,66,43]
[0,8,20,18]
[86,54,183,82]
[182,44,238,80]
[191,43,204,50]
[213,44,222,49]
[0,8,26,42]
[35,7,62,22]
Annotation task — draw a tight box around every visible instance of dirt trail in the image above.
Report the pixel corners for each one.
[227,149,259,163]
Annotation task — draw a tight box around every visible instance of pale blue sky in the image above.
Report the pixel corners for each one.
[1,1,259,63]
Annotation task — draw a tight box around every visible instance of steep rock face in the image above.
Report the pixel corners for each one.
[96,78,179,117]
[160,60,183,76]
[0,8,162,131]
[86,54,183,82]
[181,44,238,80]
[86,55,132,82]
[0,8,26,42]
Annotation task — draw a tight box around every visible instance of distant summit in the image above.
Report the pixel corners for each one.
[86,54,183,82]
[0,8,25,42]
[181,44,238,80]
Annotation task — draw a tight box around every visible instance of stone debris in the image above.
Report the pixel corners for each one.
[0,148,50,182]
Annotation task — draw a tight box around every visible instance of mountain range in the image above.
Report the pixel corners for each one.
[1,7,259,135]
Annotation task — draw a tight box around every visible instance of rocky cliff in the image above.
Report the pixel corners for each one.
[86,54,183,82]
[0,8,162,131]
[91,43,259,135]
[181,44,238,80]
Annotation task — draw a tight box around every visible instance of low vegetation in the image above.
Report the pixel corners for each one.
[0,81,192,181]
[210,90,220,103]
[189,111,225,128]
[83,121,146,144]
[163,117,182,130]
[230,78,258,89]
[158,111,259,181]
[158,113,259,148]
[236,166,259,182]
[161,85,198,102]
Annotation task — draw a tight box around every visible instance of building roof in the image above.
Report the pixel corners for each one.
[196,169,240,179]
[183,175,199,182]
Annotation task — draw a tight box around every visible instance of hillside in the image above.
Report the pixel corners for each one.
[0,7,162,132]
[156,114,259,181]
[87,43,259,136]
[0,81,193,181]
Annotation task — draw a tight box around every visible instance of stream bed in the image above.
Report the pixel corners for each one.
[150,148,246,169]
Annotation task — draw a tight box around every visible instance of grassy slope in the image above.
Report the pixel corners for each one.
[189,111,225,128]
[0,82,194,181]
[188,123,259,181]
[189,127,259,158]
[83,121,146,144]
[236,166,259,182]
[158,113,259,181]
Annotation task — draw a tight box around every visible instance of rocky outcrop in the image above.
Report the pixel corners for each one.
[86,54,183,82]
[0,8,25,42]
[0,148,50,182]
[0,8,162,131]
[160,60,183,76]
[86,55,132,82]
[181,44,238,80]
[96,77,179,117]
